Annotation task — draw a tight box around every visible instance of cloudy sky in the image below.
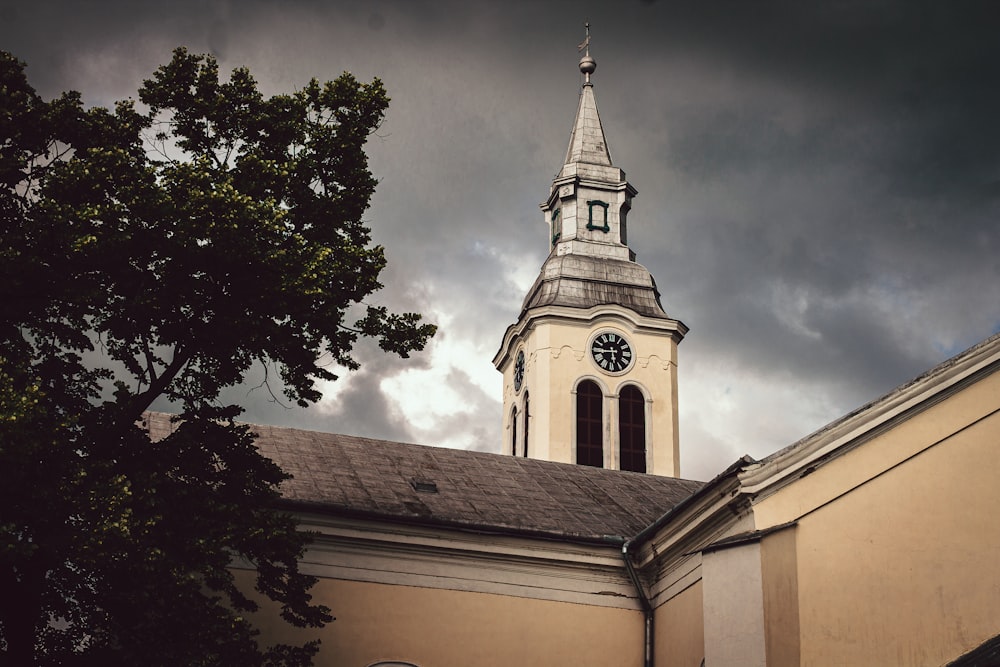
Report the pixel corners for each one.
[4,0,998,480]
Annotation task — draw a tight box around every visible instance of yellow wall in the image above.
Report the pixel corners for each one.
[242,574,645,667]
[752,371,1000,666]
[655,580,705,667]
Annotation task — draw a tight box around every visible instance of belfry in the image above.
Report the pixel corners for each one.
[493,32,688,476]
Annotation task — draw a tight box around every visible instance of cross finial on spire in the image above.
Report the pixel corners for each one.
[578,22,596,85]
[578,22,591,56]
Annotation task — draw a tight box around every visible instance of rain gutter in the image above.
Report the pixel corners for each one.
[607,535,654,667]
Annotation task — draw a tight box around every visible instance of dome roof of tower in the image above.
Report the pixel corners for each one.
[520,253,672,319]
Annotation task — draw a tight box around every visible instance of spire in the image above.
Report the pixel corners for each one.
[541,25,637,266]
[562,23,612,170]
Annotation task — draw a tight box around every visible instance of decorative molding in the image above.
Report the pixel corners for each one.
[648,552,702,608]
[586,199,610,233]
[549,344,582,360]
[237,514,643,610]
[640,354,673,370]
[629,468,750,574]
[493,304,687,369]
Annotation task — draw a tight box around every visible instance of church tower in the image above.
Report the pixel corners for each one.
[493,34,688,476]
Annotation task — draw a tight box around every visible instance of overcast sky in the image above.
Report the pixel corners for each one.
[5,0,998,480]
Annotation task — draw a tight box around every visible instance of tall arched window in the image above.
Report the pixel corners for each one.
[576,380,604,467]
[619,385,646,473]
[511,406,518,456]
[522,392,530,457]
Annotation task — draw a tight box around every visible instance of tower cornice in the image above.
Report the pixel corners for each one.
[493,303,688,370]
[543,174,637,212]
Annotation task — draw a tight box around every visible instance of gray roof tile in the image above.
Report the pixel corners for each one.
[144,412,704,542]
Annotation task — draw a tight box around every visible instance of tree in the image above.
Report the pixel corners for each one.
[0,48,435,666]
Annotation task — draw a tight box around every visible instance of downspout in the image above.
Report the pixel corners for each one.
[622,537,654,667]
[605,459,755,667]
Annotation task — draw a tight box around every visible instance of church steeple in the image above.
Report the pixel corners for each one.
[494,28,688,477]
[562,55,612,169]
[543,39,637,264]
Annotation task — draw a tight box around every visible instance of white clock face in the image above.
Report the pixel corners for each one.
[590,332,633,373]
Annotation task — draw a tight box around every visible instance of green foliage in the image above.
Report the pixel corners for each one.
[0,48,435,665]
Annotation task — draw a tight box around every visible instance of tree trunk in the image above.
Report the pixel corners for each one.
[1,555,47,666]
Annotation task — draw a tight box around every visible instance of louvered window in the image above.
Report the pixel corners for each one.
[511,406,518,456]
[619,385,646,473]
[576,380,603,467]
[522,392,530,457]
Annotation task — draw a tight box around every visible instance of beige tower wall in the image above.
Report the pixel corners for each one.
[239,573,644,667]
[752,369,1000,666]
[501,315,681,476]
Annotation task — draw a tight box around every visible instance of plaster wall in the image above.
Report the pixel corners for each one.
[793,411,1000,666]
[702,542,767,667]
[240,573,644,667]
[502,316,680,475]
[566,182,625,243]
[751,369,1000,666]
[655,579,705,667]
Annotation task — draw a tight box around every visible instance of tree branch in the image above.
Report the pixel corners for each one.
[140,333,159,385]
[121,344,191,425]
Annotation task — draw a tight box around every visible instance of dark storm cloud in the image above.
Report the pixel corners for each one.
[201,338,432,444]
[5,0,998,479]
[583,0,1000,476]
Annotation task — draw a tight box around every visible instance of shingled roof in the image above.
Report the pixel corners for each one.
[520,253,672,320]
[144,412,703,543]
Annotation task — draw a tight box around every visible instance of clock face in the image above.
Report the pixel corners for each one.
[590,332,633,373]
[513,349,525,392]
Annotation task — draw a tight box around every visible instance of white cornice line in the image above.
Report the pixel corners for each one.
[281,513,641,609]
[630,477,746,571]
[739,336,1000,496]
[300,513,624,565]
[493,304,686,367]
[647,554,702,608]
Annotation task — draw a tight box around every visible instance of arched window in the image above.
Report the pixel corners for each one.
[576,380,603,467]
[619,385,646,473]
[522,392,530,457]
[511,406,518,456]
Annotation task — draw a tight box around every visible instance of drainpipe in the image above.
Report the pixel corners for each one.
[621,537,654,667]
